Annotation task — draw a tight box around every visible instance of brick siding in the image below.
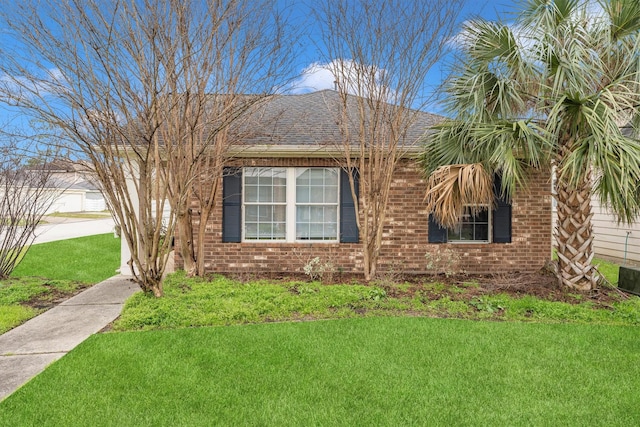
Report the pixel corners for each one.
[175,157,552,276]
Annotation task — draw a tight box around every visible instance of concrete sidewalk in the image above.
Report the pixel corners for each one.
[0,275,139,401]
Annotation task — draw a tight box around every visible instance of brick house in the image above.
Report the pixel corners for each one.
[164,90,553,277]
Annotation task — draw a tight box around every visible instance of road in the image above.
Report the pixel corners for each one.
[33,216,116,244]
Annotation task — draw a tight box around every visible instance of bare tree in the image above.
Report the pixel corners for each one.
[315,0,463,280]
[0,139,58,277]
[155,2,296,277]
[0,0,296,294]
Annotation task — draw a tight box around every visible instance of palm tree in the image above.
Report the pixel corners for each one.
[421,0,640,290]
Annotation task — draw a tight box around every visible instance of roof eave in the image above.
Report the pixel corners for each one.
[227,144,423,159]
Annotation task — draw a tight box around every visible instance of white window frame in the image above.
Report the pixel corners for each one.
[242,167,340,243]
[447,205,491,243]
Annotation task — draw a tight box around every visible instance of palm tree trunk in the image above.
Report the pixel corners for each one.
[554,172,598,290]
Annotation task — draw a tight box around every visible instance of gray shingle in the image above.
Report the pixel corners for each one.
[231,89,443,148]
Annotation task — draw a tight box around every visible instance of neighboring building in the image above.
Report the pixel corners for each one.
[30,160,106,214]
[121,90,553,276]
[592,204,640,266]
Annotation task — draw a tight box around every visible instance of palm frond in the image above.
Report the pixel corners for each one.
[424,163,494,229]
[603,0,640,40]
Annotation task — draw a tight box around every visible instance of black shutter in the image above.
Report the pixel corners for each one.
[340,169,359,243]
[428,214,447,243]
[222,167,242,243]
[492,174,512,243]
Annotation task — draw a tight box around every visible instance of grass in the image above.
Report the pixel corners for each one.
[596,257,620,285]
[113,266,640,331]
[12,233,120,283]
[1,317,639,425]
[0,234,120,333]
[0,278,86,334]
[46,211,112,219]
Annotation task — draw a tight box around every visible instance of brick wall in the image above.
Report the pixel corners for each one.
[176,157,552,276]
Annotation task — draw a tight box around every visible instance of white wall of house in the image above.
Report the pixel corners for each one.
[46,188,106,214]
[119,163,139,276]
[592,202,640,266]
[46,189,85,214]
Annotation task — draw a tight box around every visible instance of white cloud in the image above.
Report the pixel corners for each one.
[287,61,339,94]
[287,59,395,101]
[0,68,68,101]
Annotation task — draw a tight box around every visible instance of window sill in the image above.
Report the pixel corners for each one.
[447,240,490,244]
[242,240,340,244]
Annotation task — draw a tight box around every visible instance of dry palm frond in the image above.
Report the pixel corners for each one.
[424,163,494,228]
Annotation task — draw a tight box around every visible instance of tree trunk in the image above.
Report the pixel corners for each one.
[176,207,197,277]
[145,277,164,297]
[554,173,598,290]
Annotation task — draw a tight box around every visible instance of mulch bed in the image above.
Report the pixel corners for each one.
[24,282,93,310]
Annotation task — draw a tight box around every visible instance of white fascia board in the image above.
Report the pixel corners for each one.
[227,144,422,158]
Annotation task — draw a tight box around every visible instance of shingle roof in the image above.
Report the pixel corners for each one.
[231,89,443,148]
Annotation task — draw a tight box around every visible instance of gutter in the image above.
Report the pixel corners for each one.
[226,144,423,159]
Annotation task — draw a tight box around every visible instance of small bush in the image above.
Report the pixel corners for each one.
[425,249,465,277]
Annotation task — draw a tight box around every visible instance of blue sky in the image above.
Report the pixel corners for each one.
[0,0,514,131]
[283,0,513,113]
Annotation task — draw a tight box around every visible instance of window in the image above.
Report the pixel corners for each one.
[428,175,512,244]
[242,167,339,242]
[295,168,339,240]
[243,168,287,240]
[447,206,490,242]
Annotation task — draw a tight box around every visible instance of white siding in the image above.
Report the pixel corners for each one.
[47,190,84,214]
[592,201,640,265]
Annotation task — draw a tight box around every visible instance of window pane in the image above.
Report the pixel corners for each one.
[296,205,337,240]
[475,224,489,241]
[324,169,338,186]
[324,186,338,203]
[308,169,325,185]
[273,222,286,239]
[297,205,310,222]
[245,223,258,239]
[296,170,309,185]
[272,205,286,222]
[297,223,310,240]
[460,224,474,240]
[258,185,271,202]
[258,223,272,238]
[326,206,337,222]
[325,223,337,238]
[475,209,489,222]
[296,186,309,203]
[245,185,258,202]
[310,223,324,238]
[448,205,490,242]
[310,186,324,203]
[245,206,258,222]
[310,206,324,222]
[273,185,286,203]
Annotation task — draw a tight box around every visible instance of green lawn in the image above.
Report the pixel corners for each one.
[0,234,120,333]
[1,317,639,425]
[12,233,120,283]
[45,212,112,219]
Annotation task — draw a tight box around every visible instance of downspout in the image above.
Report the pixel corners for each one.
[624,230,631,266]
